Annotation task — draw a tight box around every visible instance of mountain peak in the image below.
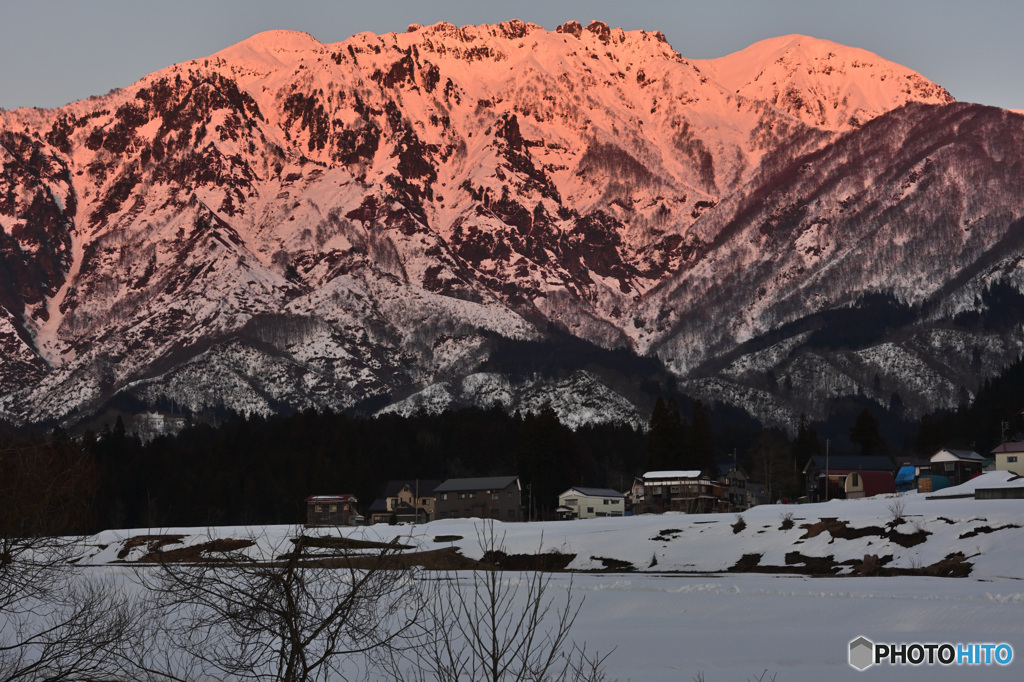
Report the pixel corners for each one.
[208,30,322,68]
[3,21,1008,432]
[693,34,954,130]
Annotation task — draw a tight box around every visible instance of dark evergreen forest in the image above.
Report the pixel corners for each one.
[3,353,1023,533]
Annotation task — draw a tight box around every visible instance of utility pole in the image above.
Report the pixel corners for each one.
[824,439,831,502]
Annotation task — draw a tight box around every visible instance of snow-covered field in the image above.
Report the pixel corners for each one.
[76,473,1024,681]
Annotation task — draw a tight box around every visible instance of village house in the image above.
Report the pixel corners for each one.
[990,442,1024,476]
[844,470,897,499]
[628,477,645,511]
[433,476,523,521]
[305,494,360,526]
[894,456,932,492]
[634,470,721,514]
[717,461,755,511]
[555,487,626,520]
[929,448,985,486]
[368,480,440,524]
[802,455,896,501]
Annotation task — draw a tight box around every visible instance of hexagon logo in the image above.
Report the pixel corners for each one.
[849,636,875,671]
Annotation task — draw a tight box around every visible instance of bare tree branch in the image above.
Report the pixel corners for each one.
[389,520,614,682]
[130,527,427,682]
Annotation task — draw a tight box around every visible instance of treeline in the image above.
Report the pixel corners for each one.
[913,354,1024,455]
[6,350,1024,534]
[79,406,647,531]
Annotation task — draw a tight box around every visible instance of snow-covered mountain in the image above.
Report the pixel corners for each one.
[1,20,1020,430]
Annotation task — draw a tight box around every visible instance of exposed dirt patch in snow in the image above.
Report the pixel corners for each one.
[116,534,186,559]
[729,550,973,577]
[799,517,929,547]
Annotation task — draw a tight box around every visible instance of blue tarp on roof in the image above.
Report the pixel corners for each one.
[895,466,916,486]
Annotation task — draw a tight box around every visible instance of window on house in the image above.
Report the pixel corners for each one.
[565,499,578,506]
[603,499,610,505]
[1009,456,1018,463]
[670,486,679,494]
[459,493,466,499]
[851,473,859,487]
[330,505,337,512]
[651,486,662,496]
[508,509,515,518]
[492,493,499,500]
[468,492,475,499]
[315,505,322,513]
[587,507,594,514]
[441,493,448,501]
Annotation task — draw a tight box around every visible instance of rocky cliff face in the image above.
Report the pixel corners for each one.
[1,20,1019,430]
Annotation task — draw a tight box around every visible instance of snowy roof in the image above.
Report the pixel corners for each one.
[927,470,1024,498]
[560,487,625,498]
[642,470,702,480]
[305,494,356,503]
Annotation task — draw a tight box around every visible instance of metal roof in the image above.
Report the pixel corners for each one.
[433,476,519,493]
[560,487,625,498]
[931,448,984,462]
[991,441,1024,454]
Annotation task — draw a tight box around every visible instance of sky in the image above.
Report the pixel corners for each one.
[1,0,1022,112]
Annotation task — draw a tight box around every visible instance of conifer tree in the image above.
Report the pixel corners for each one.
[849,408,885,456]
[792,413,821,470]
[688,400,717,475]
[644,397,684,471]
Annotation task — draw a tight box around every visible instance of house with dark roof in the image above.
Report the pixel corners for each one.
[802,455,896,502]
[433,476,522,522]
[555,487,626,520]
[368,480,440,524]
[305,494,360,526]
[930,448,984,486]
[635,470,721,514]
[717,461,754,511]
